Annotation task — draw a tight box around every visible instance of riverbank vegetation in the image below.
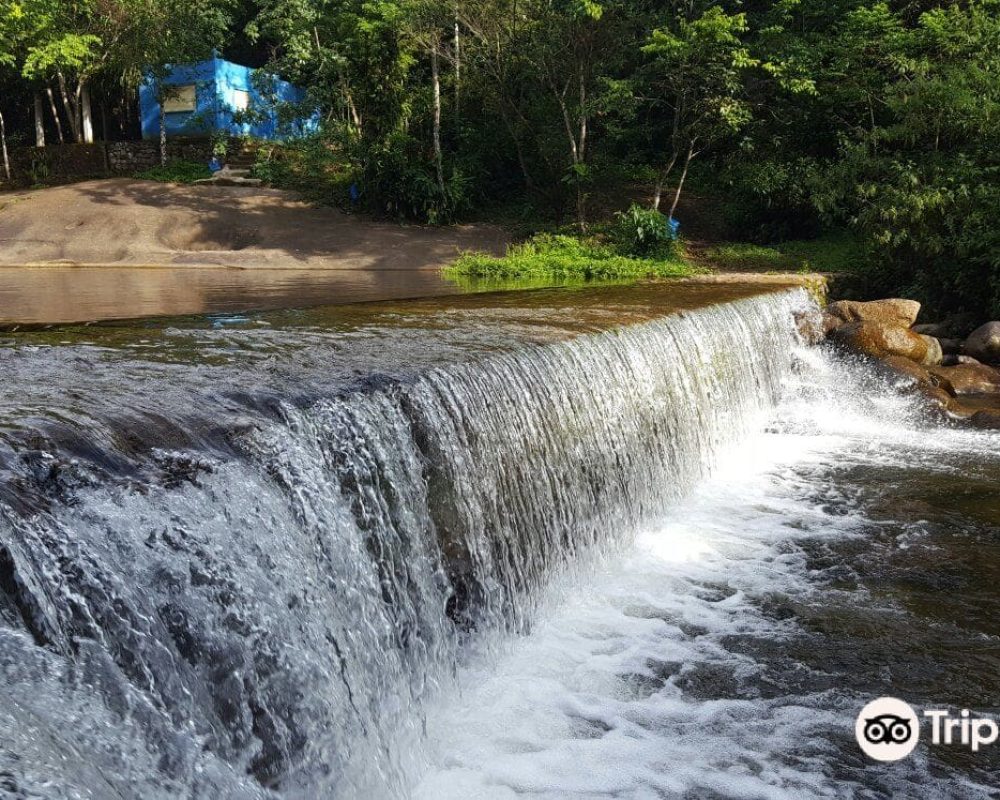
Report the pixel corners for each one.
[447,233,694,282]
[1,0,998,314]
[701,235,863,275]
[136,160,212,184]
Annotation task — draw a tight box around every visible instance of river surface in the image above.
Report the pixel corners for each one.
[415,347,1000,799]
[1,284,998,799]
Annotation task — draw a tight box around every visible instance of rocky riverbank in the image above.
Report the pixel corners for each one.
[804,298,1000,429]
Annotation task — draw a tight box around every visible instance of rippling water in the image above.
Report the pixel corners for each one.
[1,285,997,799]
[415,345,1000,799]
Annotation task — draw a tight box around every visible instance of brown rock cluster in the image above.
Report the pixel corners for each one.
[817,298,1000,428]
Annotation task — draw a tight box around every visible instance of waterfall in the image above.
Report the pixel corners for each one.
[0,288,811,799]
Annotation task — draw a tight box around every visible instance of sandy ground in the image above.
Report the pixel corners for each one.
[0,179,508,269]
[0,179,819,325]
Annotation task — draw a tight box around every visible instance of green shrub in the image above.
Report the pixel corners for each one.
[136,160,212,184]
[249,137,354,207]
[612,203,675,256]
[445,233,695,281]
[358,131,473,224]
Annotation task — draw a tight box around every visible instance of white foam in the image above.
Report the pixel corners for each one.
[411,347,1000,799]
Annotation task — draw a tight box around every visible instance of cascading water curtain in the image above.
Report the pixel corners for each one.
[0,288,812,799]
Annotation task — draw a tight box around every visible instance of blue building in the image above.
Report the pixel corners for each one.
[139,55,318,141]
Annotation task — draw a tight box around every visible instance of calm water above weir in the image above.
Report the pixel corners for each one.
[1,283,998,799]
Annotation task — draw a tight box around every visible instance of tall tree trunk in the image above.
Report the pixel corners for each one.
[549,78,583,230]
[46,86,65,143]
[159,100,167,166]
[667,144,695,222]
[57,72,82,142]
[453,18,461,110]
[341,82,361,134]
[431,41,445,195]
[576,66,588,232]
[34,94,46,147]
[0,112,10,182]
[81,83,94,143]
[652,152,678,211]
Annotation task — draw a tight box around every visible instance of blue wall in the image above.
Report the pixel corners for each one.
[139,55,318,142]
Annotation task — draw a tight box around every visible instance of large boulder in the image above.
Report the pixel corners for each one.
[877,356,955,397]
[928,362,1000,395]
[918,334,943,367]
[831,320,929,363]
[877,355,933,386]
[964,322,1000,364]
[971,410,1000,430]
[794,308,825,345]
[942,354,981,367]
[913,315,980,339]
[938,337,963,355]
[825,299,921,331]
[912,323,947,338]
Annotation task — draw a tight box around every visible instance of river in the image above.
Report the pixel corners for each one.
[0,284,997,799]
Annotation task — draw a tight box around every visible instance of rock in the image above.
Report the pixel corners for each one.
[944,399,978,419]
[912,323,947,337]
[878,355,932,384]
[938,337,962,355]
[822,312,844,336]
[825,299,921,329]
[971,410,1000,430]
[942,354,981,367]
[794,309,825,345]
[927,363,1000,395]
[964,322,1000,364]
[917,385,954,415]
[831,320,929,363]
[917,334,943,366]
[877,356,954,395]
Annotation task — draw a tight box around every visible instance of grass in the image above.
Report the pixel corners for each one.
[701,232,862,274]
[136,160,212,184]
[445,234,697,283]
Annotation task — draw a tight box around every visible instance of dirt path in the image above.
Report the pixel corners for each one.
[0,179,508,269]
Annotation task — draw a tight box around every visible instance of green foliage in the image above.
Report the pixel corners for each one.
[445,233,695,281]
[612,204,675,257]
[356,130,473,223]
[3,0,999,314]
[703,233,863,274]
[136,160,212,184]
[248,137,351,204]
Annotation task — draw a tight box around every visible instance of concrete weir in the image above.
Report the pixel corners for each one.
[0,282,814,797]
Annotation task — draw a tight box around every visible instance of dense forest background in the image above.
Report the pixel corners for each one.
[1,0,998,315]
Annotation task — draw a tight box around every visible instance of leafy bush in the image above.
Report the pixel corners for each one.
[137,160,212,184]
[249,137,354,206]
[612,203,676,256]
[357,131,473,224]
[445,233,695,281]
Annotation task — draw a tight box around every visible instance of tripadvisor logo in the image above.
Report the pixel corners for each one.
[856,697,1000,762]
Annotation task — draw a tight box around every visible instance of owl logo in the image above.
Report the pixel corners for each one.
[863,714,913,746]
[855,698,920,761]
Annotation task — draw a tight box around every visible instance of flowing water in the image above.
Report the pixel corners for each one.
[0,284,998,799]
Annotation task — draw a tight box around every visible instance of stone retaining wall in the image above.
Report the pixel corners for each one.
[105,140,213,173]
[4,139,215,186]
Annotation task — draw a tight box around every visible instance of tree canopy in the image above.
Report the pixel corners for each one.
[1,0,998,314]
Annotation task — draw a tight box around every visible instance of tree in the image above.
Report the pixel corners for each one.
[642,6,759,219]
